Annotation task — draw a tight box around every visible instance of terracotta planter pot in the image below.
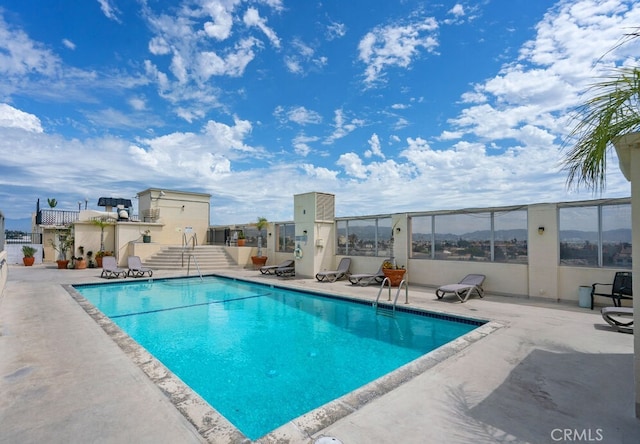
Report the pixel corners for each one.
[75,259,87,269]
[56,260,69,269]
[96,257,103,268]
[251,256,268,268]
[23,257,35,266]
[382,269,406,287]
[237,239,245,246]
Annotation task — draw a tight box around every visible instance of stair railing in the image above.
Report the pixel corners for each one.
[181,232,198,267]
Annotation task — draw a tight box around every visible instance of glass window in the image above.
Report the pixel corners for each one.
[243,226,259,247]
[602,204,632,267]
[559,206,598,266]
[276,223,295,252]
[336,220,347,255]
[378,218,392,258]
[410,215,432,259]
[434,213,491,261]
[335,217,391,257]
[494,210,528,263]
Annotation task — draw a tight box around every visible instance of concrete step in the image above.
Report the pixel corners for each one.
[143,245,237,270]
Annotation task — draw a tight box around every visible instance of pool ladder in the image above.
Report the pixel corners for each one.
[185,254,203,280]
[182,233,203,280]
[373,278,408,317]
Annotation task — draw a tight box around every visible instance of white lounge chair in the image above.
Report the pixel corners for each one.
[315,258,351,282]
[436,274,486,303]
[100,256,127,279]
[260,259,294,275]
[127,255,153,278]
[348,261,386,286]
[275,265,295,278]
[601,307,633,334]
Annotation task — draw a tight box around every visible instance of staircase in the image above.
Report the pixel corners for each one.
[142,245,237,271]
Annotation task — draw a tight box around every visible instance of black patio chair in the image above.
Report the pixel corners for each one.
[590,271,632,310]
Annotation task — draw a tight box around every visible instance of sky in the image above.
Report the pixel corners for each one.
[1,0,640,231]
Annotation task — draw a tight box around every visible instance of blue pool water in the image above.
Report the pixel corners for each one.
[75,276,483,440]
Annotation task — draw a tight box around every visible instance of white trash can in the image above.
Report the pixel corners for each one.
[578,286,591,308]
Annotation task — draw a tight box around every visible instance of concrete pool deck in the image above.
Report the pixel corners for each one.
[1,264,639,444]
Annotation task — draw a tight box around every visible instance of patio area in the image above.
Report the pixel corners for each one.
[1,264,639,443]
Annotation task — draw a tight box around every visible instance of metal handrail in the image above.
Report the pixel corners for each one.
[186,254,203,281]
[374,278,409,316]
[181,233,198,267]
[394,279,409,305]
[374,277,392,306]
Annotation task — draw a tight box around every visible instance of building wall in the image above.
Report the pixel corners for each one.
[327,199,630,305]
[137,188,211,247]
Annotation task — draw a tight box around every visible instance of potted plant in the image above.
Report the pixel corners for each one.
[91,217,113,252]
[382,260,406,287]
[251,217,269,267]
[22,245,37,266]
[142,230,151,243]
[95,250,113,268]
[87,250,95,268]
[74,246,87,269]
[49,229,73,269]
[237,231,246,247]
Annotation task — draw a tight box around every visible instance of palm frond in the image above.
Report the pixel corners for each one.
[564,67,640,191]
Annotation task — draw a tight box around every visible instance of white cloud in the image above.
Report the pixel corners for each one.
[97,0,121,23]
[276,106,322,125]
[365,133,384,159]
[0,14,61,78]
[62,39,76,50]
[443,0,640,152]
[148,37,171,55]
[449,4,465,17]
[197,38,258,79]
[336,152,368,179]
[284,56,302,74]
[292,133,319,156]
[129,97,146,111]
[324,109,365,144]
[326,21,346,40]
[140,2,284,116]
[202,1,236,41]
[243,7,281,48]
[284,38,327,75]
[0,103,43,133]
[358,15,439,85]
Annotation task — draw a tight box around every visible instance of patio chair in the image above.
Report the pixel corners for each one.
[590,271,632,310]
[260,259,294,275]
[126,255,153,278]
[435,274,486,303]
[348,260,387,286]
[315,257,351,282]
[601,306,633,334]
[275,265,295,278]
[100,256,127,279]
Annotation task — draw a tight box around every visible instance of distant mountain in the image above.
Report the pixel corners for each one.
[339,225,631,244]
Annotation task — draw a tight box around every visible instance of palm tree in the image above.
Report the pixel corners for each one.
[256,217,268,257]
[564,30,640,190]
[91,217,112,252]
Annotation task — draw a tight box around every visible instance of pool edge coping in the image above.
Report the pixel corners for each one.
[64,278,503,443]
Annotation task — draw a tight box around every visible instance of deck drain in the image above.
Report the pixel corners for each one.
[314,437,343,444]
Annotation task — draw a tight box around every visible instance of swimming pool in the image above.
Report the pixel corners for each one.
[72,276,487,440]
